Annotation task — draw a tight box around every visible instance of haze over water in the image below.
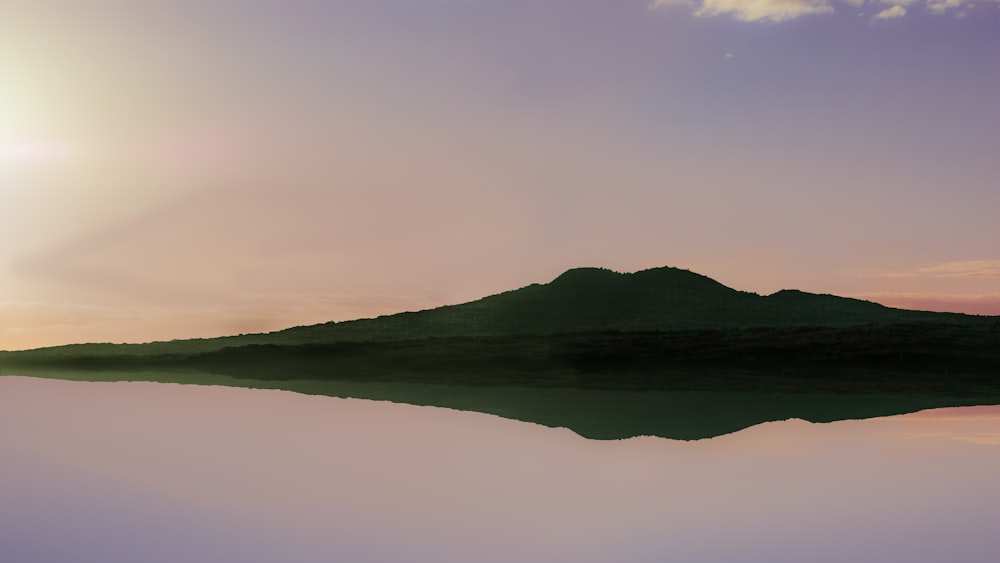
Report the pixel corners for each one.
[2,376,998,563]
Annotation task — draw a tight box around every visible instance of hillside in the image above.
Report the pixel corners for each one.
[3,266,982,360]
[2,265,998,398]
[261,266,972,342]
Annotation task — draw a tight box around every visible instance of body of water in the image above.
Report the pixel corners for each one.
[2,376,999,562]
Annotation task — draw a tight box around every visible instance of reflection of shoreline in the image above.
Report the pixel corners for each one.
[900,405,1000,420]
[4,371,1000,442]
[4,376,1000,563]
[3,324,1000,397]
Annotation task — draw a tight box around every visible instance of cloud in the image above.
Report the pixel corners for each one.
[916,260,1000,278]
[927,0,967,13]
[873,4,908,18]
[652,0,1000,21]
[871,260,1000,279]
[653,0,834,22]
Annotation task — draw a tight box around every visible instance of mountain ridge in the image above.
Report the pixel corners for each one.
[1,265,988,357]
[256,265,975,344]
[3,265,997,439]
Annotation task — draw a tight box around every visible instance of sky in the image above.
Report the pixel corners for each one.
[2,0,999,350]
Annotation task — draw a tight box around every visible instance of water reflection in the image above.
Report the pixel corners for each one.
[8,367,1000,440]
[1,376,999,563]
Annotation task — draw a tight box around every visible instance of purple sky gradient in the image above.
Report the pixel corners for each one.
[2,1,999,349]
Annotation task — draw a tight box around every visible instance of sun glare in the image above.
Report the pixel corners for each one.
[0,142,71,163]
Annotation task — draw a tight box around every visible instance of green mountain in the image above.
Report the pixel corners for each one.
[2,266,997,393]
[254,266,973,343]
[12,265,972,357]
[3,266,999,439]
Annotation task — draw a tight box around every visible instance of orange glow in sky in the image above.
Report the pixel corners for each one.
[2,1,998,349]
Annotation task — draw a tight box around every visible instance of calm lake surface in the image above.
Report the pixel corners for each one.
[2,376,999,563]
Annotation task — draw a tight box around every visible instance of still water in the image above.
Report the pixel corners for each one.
[2,376,999,563]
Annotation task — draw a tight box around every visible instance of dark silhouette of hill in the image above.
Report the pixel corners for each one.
[1,266,997,391]
[6,265,979,359]
[264,266,965,344]
[3,266,999,439]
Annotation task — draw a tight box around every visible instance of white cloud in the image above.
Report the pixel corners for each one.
[873,4,908,18]
[652,0,1000,21]
[654,0,834,22]
[927,0,966,12]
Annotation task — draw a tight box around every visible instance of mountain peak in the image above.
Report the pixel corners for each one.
[551,265,725,286]
[5,264,978,354]
[550,267,621,284]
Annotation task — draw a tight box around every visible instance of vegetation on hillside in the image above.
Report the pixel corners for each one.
[2,266,997,394]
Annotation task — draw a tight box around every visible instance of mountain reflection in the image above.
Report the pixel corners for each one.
[6,368,1000,440]
[2,376,1000,563]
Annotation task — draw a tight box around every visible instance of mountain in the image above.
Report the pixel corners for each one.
[1,265,978,358]
[249,266,975,343]
[1,266,997,391]
[3,266,993,347]
[4,265,998,440]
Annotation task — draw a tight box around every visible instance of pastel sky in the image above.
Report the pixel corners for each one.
[2,0,999,349]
